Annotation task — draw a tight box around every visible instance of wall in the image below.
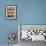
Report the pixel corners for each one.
[0,0,46,44]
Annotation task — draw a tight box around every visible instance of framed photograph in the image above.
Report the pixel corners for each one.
[5,5,16,20]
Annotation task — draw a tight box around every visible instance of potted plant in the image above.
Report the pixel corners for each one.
[8,32,16,46]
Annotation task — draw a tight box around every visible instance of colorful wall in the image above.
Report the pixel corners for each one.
[0,0,46,44]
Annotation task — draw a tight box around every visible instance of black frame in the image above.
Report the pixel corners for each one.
[5,5,17,20]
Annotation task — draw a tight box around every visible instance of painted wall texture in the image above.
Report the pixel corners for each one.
[0,0,46,44]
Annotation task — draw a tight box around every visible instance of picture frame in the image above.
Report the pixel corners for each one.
[5,5,16,20]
